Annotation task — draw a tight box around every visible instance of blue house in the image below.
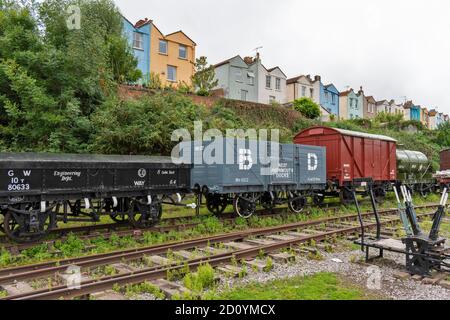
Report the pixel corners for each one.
[404,101,421,121]
[320,83,340,117]
[122,16,151,83]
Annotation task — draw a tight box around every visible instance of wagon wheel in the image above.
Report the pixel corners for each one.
[109,212,129,224]
[419,184,431,198]
[205,194,229,215]
[288,192,307,214]
[128,201,162,229]
[104,198,129,224]
[374,188,387,203]
[3,210,54,244]
[313,193,325,206]
[340,189,354,206]
[233,193,257,219]
[69,200,82,216]
[260,192,276,210]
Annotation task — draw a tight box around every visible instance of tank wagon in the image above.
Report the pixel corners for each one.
[294,126,397,204]
[180,138,326,217]
[0,153,191,242]
[396,149,434,196]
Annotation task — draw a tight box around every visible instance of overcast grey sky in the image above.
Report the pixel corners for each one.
[115,0,450,114]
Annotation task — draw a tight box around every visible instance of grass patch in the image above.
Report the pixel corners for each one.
[205,273,376,300]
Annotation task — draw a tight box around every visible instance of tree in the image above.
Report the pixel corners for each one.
[293,98,321,119]
[0,0,141,152]
[435,121,450,147]
[191,56,218,96]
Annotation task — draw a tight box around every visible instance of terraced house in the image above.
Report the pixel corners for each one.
[363,95,377,119]
[321,83,340,117]
[122,16,196,86]
[287,75,339,118]
[339,89,363,120]
[213,54,287,104]
[403,101,421,121]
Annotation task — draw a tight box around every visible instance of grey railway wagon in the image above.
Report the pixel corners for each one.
[180,138,326,193]
[0,153,191,203]
[181,139,266,194]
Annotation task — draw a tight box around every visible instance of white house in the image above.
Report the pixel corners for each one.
[213,54,287,105]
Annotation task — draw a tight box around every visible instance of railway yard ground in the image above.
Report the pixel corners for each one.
[0,194,448,301]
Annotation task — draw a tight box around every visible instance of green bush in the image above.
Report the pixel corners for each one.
[293,98,321,119]
[90,92,207,155]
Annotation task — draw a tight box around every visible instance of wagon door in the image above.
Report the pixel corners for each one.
[373,140,382,181]
[364,140,374,179]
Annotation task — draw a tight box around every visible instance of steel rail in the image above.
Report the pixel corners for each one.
[4,211,437,300]
[0,205,436,286]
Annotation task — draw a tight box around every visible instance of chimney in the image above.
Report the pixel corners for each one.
[135,18,149,28]
[244,56,254,65]
[256,52,260,61]
[314,75,321,82]
[357,86,365,96]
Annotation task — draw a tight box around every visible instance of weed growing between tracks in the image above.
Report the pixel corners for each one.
[203,272,376,300]
[0,195,439,269]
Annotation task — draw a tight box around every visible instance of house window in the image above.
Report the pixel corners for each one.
[236,70,243,82]
[275,78,281,90]
[269,96,276,103]
[331,94,336,104]
[159,40,168,54]
[241,90,248,101]
[167,65,177,82]
[265,76,271,88]
[133,32,143,50]
[310,88,314,98]
[325,92,329,102]
[179,45,187,59]
[247,72,255,85]
[301,86,306,97]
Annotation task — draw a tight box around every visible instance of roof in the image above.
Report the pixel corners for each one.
[333,128,397,142]
[296,126,397,142]
[339,89,354,97]
[376,100,388,105]
[365,96,377,103]
[287,75,315,85]
[265,66,287,78]
[0,153,174,164]
[213,55,240,68]
[287,76,302,84]
[165,30,197,46]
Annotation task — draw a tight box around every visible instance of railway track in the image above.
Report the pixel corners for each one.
[0,204,437,255]
[0,205,439,300]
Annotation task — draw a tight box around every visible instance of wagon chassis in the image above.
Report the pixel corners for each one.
[0,188,190,243]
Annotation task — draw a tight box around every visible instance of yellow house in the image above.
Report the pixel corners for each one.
[149,23,196,86]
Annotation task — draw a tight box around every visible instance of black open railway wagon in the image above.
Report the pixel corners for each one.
[0,153,191,243]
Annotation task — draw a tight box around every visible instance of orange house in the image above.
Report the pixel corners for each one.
[130,18,197,86]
